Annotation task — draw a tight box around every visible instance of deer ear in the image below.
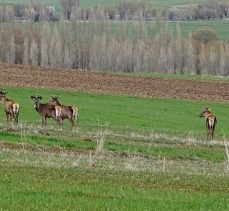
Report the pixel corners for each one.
[39,96,42,100]
[31,96,34,99]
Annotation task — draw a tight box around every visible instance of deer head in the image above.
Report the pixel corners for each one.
[49,95,61,106]
[199,107,211,118]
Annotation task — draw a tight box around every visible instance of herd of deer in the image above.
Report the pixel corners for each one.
[0,90,79,128]
[0,90,217,143]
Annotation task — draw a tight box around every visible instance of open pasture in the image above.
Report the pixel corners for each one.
[1,0,207,8]
[0,85,228,163]
[1,86,229,138]
[0,65,229,210]
[1,20,229,43]
[0,162,228,210]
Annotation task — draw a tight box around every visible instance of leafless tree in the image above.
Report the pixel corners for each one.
[60,0,80,20]
[30,40,39,66]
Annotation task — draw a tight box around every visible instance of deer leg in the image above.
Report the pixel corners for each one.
[44,117,47,126]
[6,113,10,125]
[59,119,63,129]
[15,113,19,124]
[56,118,60,128]
[41,117,46,127]
[211,127,215,140]
[75,110,79,124]
[70,118,75,129]
[206,130,210,145]
[56,118,62,129]
[205,131,208,144]
[60,119,64,127]
[13,113,17,125]
[207,130,213,147]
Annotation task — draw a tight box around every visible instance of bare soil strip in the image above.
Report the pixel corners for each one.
[1,64,229,103]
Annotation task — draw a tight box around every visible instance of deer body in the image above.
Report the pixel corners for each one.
[31,95,59,127]
[0,91,20,125]
[199,107,217,142]
[49,96,79,127]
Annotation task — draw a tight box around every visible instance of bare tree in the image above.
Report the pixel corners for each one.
[40,37,49,67]
[30,40,39,66]
[5,35,15,64]
[60,0,80,20]
[23,37,29,65]
[49,30,63,67]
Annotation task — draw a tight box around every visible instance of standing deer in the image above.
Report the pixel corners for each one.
[0,90,20,125]
[31,95,61,127]
[49,95,79,128]
[199,107,217,143]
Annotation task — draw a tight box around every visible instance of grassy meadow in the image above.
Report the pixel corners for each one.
[0,164,228,210]
[1,0,208,8]
[0,85,229,162]
[1,85,229,137]
[0,85,229,209]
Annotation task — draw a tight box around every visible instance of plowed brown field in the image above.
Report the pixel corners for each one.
[1,63,229,103]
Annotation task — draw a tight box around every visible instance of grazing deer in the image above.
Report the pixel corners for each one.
[0,90,20,125]
[199,107,217,143]
[31,95,60,127]
[49,95,79,128]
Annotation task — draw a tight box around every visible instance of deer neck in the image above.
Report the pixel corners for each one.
[0,96,9,105]
[55,100,61,106]
[34,102,42,113]
[205,112,213,119]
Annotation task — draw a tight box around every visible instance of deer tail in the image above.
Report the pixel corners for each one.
[71,106,79,121]
[12,103,20,115]
[55,106,62,119]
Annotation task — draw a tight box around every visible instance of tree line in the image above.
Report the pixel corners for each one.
[0,0,229,22]
[0,21,228,76]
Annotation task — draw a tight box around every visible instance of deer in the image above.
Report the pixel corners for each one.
[199,107,217,143]
[48,95,79,128]
[31,95,61,127]
[0,90,20,125]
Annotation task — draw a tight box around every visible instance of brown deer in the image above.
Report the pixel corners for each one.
[199,107,217,143]
[31,95,61,127]
[0,90,20,125]
[49,95,79,128]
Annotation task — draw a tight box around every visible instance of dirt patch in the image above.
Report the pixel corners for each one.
[1,63,229,103]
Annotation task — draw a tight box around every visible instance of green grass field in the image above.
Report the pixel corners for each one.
[1,0,207,8]
[0,85,229,163]
[0,165,228,210]
[0,85,229,210]
[1,86,229,137]
[110,20,229,41]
